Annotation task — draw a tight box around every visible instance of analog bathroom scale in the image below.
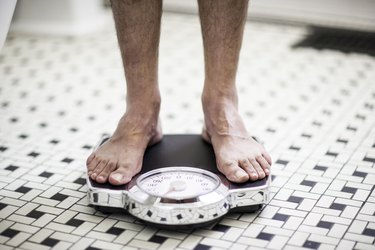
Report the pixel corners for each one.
[87,134,270,227]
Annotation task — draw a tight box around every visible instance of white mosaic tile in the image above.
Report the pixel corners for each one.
[0,12,375,250]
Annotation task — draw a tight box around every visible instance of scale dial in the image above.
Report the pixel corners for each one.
[136,167,220,200]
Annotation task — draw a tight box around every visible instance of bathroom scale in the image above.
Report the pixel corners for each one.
[87,134,270,227]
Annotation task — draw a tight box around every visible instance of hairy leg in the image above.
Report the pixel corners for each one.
[198,0,272,182]
[86,0,163,185]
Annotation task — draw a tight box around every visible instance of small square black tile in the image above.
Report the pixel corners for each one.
[329,203,346,211]
[149,235,167,244]
[28,151,40,157]
[15,186,32,194]
[363,156,375,163]
[0,202,7,210]
[353,171,367,178]
[275,159,289,165]
[27,209,45,219]
[288,196,304,204]
[341,186,357,194]
[39,171,53,178]
[212,224,230,232]
[1,228,19,237]
[303,240,321,249]
[74,177,86,185]
[317,220,334,229]
[273,213,290,222]
[363,228,375,237]
[301,180,317,187]
[257,232,274,241]
[107,227,125,235]
[66,218,84,227]
[314,165,327,171]
[51,193,68,201]
[49,139,60,144]
[5,165,19,171]
[41,238,59,247]
[194,244,211,250]
[62,157,74,163]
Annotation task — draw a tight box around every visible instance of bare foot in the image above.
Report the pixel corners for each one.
[86,106,162,185]
[202,97,272,183]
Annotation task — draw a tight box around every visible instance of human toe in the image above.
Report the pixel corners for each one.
[109,166,132,185]
[96,161,117,183]
[239,159,259,181]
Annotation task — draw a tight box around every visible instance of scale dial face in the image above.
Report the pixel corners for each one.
[136,167,220,200]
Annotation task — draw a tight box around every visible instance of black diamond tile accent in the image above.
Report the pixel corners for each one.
[28,151,40,157]
[363,228,375,237]
[27,209,44,219]
[41,237,59,247]
[66,218,84,227]
[149,235,167,244]
[273,213,290,221]
[317,220,334,229]
[147,210,152,217]
[341,186,357,194]
[51,193,69,201]
[0,146,8,152]
[303,240,321,249]
[62,157,74,163]
[107,227,125,235]
[5,165,19,171]
[212,224,230,232]
[353,171,367,178]
[257,232,274,241]
[301,180,317,187]
[199,214,204,219]
[160,218,166,222]
[15,186,32,193]
[74,177,86,185]
[329,203,346,211]
[177,214,182,220]
[39,171,53,178]
[1,228,19,237]
[276,159,289,165]
[363,156,375,163]
[288,196,304,204]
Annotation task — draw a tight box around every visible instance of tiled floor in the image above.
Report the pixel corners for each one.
[0,12,375,250]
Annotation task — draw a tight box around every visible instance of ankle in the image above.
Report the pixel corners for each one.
[202,89,238,114]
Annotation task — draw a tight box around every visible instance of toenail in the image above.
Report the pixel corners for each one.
[91,173,97,178]
[88,171,92,175]
[111,173,123,182]
[265,169,269,174]
[97,176,104,182]
[235,170,247,179]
